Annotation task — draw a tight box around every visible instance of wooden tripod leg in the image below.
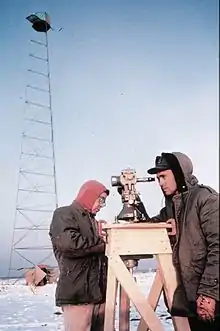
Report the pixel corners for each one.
[119,265,134,331]
[137,269,164,331]
[157,254,191,331]
[104,264,118,331]
[119,284,130,331]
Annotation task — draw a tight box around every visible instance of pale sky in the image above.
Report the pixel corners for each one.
[0,0,219,276]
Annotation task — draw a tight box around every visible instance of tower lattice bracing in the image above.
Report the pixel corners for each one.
[8,12,58,278]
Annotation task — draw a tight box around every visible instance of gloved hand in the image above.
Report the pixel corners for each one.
[97,220,107,242]
[166,218,176,236]
[196,294,216,321]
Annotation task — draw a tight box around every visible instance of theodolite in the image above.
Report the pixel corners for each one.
[111,168,155,268]
[111,168,155,222]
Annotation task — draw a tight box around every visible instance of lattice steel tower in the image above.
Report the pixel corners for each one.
[8,12,58,277]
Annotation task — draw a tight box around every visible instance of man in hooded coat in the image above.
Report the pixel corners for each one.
[49,180,109,331]
[146,152,219,331]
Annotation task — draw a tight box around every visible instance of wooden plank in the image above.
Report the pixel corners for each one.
[106,228,172,256]
[157,254,191,331]
[137,269,164,331]
[103,223,172,230]
[119,284,130,331]
[104,265,118,331]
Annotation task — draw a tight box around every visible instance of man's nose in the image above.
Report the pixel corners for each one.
[158,179,164,187]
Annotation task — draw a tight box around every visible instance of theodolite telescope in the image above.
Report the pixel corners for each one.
[111,168,155,222]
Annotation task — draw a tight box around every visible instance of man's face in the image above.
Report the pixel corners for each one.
[91,192,108,214]
[156,169,177,196]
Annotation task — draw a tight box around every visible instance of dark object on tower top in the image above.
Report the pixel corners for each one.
[26,12,51,33]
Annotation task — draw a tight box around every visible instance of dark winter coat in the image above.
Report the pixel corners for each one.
[49,181,108,307]
[150,152,219,317]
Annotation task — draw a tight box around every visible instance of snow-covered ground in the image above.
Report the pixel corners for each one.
[0,272,174,330]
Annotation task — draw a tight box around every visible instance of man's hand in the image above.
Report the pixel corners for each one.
[97,220,107,242]
[196,295,216,321]
[166,218,176,236]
